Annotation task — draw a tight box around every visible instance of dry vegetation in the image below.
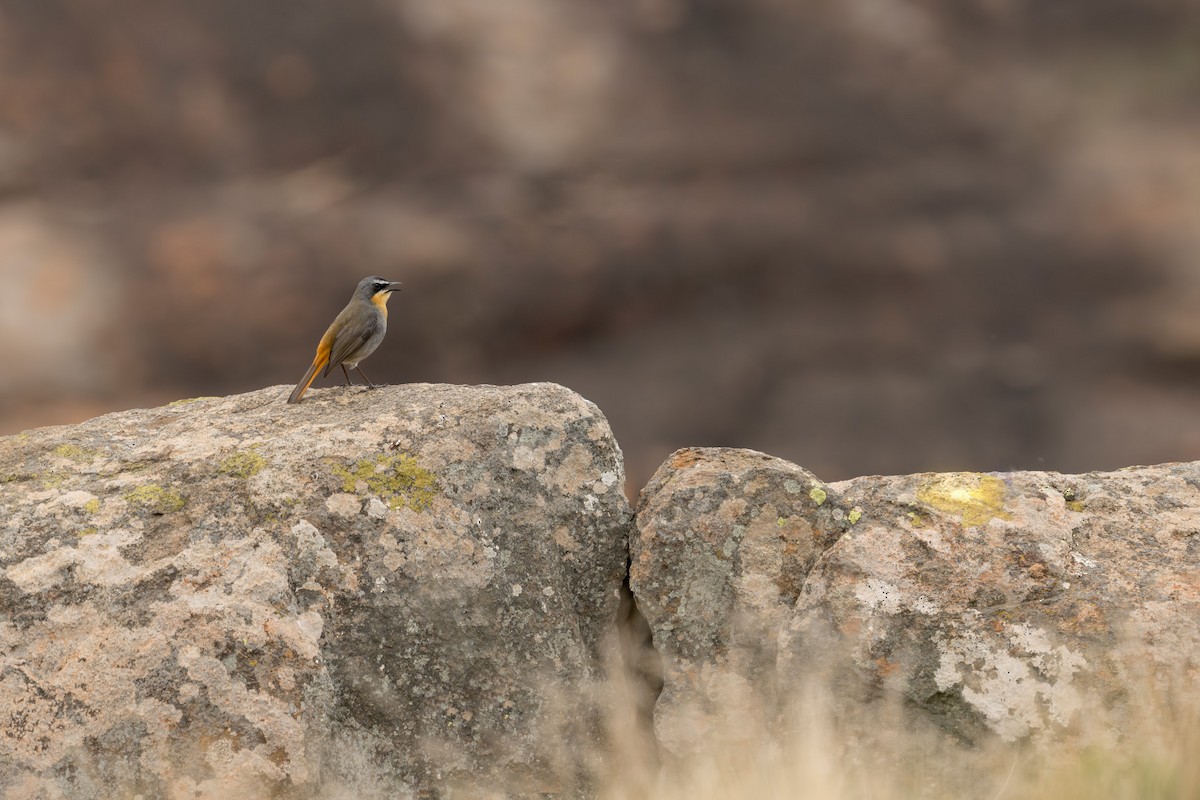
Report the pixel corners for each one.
[593,664,1200,800]
[380,638,1200,800]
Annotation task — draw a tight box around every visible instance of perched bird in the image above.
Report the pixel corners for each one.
[287,276,402,404]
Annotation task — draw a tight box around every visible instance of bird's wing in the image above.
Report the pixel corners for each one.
[322,314,380,376]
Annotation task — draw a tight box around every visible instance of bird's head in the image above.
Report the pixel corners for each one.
[357,276,403,307]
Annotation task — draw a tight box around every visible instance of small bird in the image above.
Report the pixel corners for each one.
[287,276,402,404]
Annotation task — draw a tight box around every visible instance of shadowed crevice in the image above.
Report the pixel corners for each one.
[617,565,665,769]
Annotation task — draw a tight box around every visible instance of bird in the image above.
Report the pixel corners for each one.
[287,276,402,404]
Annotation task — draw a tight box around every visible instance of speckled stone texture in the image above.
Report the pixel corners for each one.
[630,448,852,753]
[0,383,631,798]
[633,447,1200,753]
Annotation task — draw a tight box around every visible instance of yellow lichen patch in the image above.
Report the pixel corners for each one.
[38,473,68,489]
[809,485,828,506]
[52,443,95,462]
[848,507,863,525]
[219,448,267,479]
[84,498,102,514]
[332,453,439,512]
[916,473,1011,527]
[125,484,187,514]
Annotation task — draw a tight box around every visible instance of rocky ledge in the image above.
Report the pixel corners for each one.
[0,383,630,798]
[2,387,1199,798]
[633,447,1200,754]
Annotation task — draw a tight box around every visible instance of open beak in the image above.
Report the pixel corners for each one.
[387,281,403,293]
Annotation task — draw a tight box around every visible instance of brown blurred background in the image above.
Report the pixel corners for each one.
[3,0,1200,490]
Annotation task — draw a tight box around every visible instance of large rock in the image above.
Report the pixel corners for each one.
[0,383,630,798]
[630,448,853,753]
[632,447,1200,753]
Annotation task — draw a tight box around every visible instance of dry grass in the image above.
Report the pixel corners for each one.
[586,643,1200,800]
[590,695,1200,800]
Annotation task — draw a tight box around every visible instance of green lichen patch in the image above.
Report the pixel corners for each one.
[125,484,187,515]
[848,507,863,525]
[52,443,96,462]
[219,448,267,479]
[333,453,440,511]
[917,473,1011,527]
[809,485,828,506]
[38,473,68,490]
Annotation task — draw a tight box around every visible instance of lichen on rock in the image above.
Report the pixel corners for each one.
[218,447,267,478]
[916,472,1012,527]
[331,452,439,511]
[0,382,631,798]
[633,448,1200,756]
[124,483,187,514]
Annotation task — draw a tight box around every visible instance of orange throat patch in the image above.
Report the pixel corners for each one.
[370,290,392,319]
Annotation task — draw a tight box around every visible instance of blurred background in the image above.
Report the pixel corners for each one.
[2,0,1200,491]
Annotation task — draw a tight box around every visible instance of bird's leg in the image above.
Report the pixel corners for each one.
[341,364,355,386]
[356,366,378,388]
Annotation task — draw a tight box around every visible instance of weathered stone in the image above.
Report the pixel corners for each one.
[0,383,630,798]
[630,447,851,753]
[632,447,1200,753]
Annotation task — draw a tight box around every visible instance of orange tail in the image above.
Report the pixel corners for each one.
[288,350,329,404]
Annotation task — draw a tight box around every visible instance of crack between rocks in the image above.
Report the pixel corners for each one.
[616,560,665,769]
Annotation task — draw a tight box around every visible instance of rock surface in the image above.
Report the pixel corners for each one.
[633,447,1200,753]
[629,448,852,752]
[0,383,630,798]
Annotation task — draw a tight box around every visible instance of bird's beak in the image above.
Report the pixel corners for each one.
[387,281,403,293]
